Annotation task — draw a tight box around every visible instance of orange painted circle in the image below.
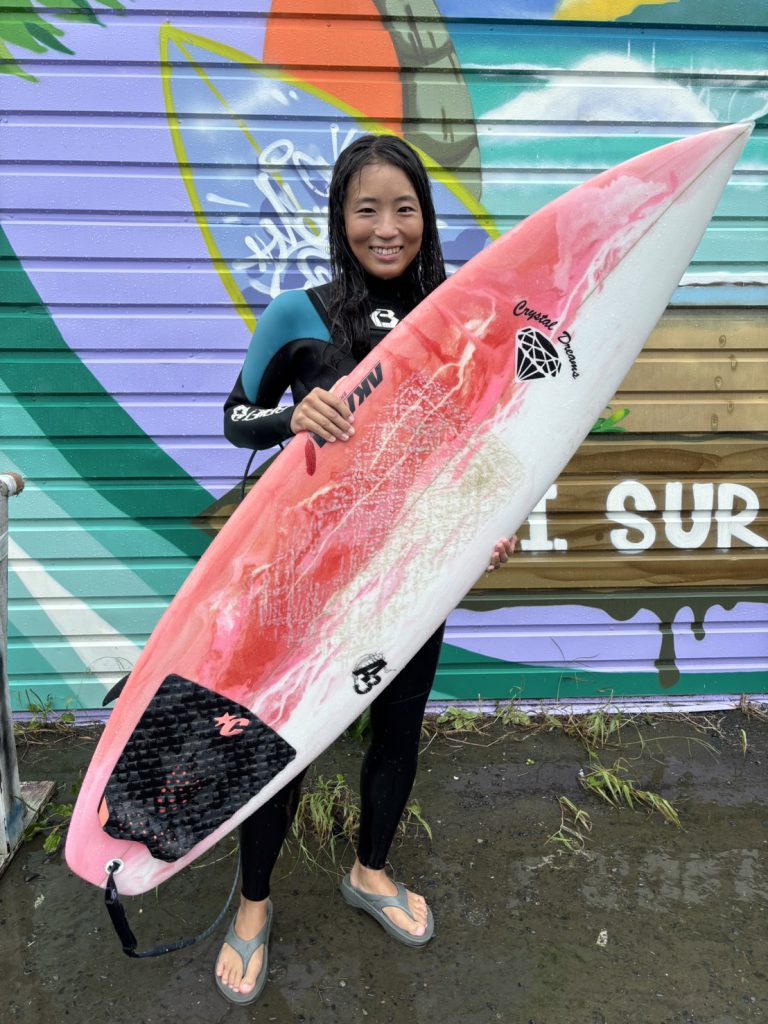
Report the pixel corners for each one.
[263,0,403,131]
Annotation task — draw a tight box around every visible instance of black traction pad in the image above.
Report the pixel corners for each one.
[101,674,296,862]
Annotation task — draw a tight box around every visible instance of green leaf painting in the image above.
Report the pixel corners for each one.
[0,0,125,81]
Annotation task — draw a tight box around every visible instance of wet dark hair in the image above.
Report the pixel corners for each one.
[326,134,446,358]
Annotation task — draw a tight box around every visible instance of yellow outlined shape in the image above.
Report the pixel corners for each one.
[159,25,498,334]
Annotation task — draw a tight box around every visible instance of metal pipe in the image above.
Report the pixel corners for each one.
[0,473,26,864]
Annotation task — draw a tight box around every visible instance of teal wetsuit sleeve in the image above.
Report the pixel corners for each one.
[223,289,333,451]
[241,289,331,404]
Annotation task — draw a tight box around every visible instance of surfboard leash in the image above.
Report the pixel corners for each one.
[104,856,241,958]
[239,440,285,504]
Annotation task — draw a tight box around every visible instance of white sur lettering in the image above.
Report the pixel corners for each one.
[521,485,568,552]
[606,481,767,551]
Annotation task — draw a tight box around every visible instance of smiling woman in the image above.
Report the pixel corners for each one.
[215,133,516,1002]
[216,133,463,1002]
[343,164,425,280]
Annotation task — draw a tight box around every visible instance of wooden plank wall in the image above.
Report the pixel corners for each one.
[0,1,766,709]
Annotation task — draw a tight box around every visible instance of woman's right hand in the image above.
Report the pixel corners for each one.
[290,386,355,443]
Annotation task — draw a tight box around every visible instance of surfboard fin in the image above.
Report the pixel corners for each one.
[102,672,130,707]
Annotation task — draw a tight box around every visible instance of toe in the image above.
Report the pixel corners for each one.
[217,945,244,991]
[241,948,263,991]
[388,892,428,936]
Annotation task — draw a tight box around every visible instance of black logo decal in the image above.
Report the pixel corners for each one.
[314,363,384,448]
[516,327,561,380]
[516,328,579,381]
[558,331,580,379]
[352,653,388,695]
[514,299,558,331]
[346,361,383,413]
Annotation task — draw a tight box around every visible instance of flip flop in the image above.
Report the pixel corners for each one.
[340,873,434,947]
[214,901,273,1005]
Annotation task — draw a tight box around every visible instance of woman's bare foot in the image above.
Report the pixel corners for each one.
[349,859,429,937]
[215,895,270,996]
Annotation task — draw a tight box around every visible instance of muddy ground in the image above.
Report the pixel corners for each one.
[2,710,768,1024]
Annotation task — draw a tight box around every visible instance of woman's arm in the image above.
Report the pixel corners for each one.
[223,290,332,451]
[223,371,295,451]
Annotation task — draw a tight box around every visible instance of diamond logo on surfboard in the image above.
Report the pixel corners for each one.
[516,327,580,381]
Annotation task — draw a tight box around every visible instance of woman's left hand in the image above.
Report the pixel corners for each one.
[487,536,517,572]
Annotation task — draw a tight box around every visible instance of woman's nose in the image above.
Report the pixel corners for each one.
[375,214,398,238]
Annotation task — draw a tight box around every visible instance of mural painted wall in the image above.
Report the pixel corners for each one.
[0,1,766,711]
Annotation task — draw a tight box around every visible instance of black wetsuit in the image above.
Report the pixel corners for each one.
[224,275,444,899]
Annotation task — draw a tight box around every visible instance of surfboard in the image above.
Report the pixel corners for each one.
[66,122,751,897]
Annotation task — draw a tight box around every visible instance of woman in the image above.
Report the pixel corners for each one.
[217,134,515,1004]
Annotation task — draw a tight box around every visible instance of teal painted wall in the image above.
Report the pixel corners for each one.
[0,1,766,711]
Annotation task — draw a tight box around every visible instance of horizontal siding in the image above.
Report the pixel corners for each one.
[1,2,766,710]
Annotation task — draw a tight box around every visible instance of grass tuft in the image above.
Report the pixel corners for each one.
[546,796,593,853]
[579,756,681,828]
[23,780,81,854]
[14,691,78,742]
[287,771,432,870]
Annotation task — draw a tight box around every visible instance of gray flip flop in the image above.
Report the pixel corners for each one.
[214,901,273,1005]
[340,873,434,947]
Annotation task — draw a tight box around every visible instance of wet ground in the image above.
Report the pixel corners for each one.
[2,710,768,1024]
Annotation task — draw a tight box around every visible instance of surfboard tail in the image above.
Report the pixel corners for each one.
[66,673,297,888]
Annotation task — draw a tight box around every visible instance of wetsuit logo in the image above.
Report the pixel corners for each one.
[230,404,281,422]
[370,308,400,329]
[352,654,388,695]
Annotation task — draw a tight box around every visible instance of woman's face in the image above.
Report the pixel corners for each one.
[343,162,424,280]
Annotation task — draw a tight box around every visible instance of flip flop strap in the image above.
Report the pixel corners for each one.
[356,881,416,921]
[225,908,271,974]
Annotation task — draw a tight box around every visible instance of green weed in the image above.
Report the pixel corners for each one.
[24,780,81,855]
[547,796,593,853]
[579,756,681,828]
[14,691,77,741]
[347,707,371,743]
[495,706,531,729]
[562,710,635,753]
[435,707,485,734]
[290,773,359,866]
[287,771,432,870]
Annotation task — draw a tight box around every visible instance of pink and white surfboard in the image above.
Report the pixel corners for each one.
[66,123,751,896]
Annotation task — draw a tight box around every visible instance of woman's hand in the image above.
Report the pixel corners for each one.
[290,385,355,443]
[487,535,517,572]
